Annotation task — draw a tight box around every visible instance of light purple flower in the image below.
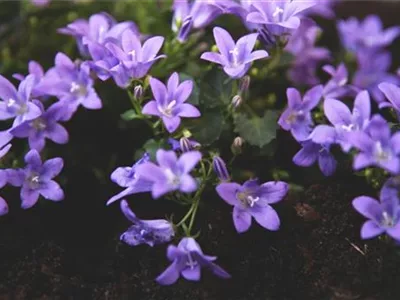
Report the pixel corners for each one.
[13,61,46,98]
[381,176,400,203]
[107,153,153,205]
[216,179,288,233]
[142,73,200,133]
[278,85,323,142]
[200,27,269,79]
[378,82,400,121]
[0,74,42,127]
[352,194,400,241]
[350,115,400,174]
[156,237,230,285]
[135,149,201,199]
[293,140,337,176]
[119,199,174,247]
[322,63,358,100]
[10,100,68,152]
[6,149,64,209]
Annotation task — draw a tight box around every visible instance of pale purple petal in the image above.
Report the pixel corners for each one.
[251,205,280,231]
[156,260,182,285]
[361,220,385,239]
[213,27,235,58]
[178,151,201,173]
[176,103,200,118]
[142,100,161,116]
[157,149,178,169]
[181,265,201,281]
[259,182,288,204]
[162,116,181,133]
[352,196,381,220]
[216,183,240,206]
[233,206,252,233]
[21,186,40,209]
[40,180,64,201]
[200,52,225,65]
[324,98,352,126]
[179,174,197,193]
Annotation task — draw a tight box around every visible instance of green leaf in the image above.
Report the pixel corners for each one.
[199,68,233,109]
[185,111,224,146]
[179,73,199,105]
[121,109,142,121]
[234,110,279,148]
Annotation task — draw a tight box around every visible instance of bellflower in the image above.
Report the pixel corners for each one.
[381,176,400,203]
[35,53,102,121]
[135,149,201,199]
[168,138,200,152]
[0,74,42,127]
[278,85,323,141]
[200,27,269,79]
[156,237,230,285]
[312,91,371,152]
[142,73,200,133]
[6,150,64,209]
[378,82,400,121]
[322,64,358,100]
[10,100,68,152]
[352,194,400,241]
[216,179,288,233]
[350,115,400,174]
[119,200,174,247]
[293,140,337,176]
[107,153,153,205]
[13,61,46,98]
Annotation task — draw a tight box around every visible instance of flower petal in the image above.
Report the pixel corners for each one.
[181,265,201,281]
[259,181,288,204]
[40,180,64,201]
[360,220,385,239]
[21,186,40,209]
[178,151,201,174]
[179,174,198,193]
[232,206,252,233]
[216,183,241,206]
[213,27,235,59]
[252,205,280,231]
[324,98,352,126]
[352,196,381,220]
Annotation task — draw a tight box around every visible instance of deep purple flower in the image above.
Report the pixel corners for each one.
[278,85,323,142]
[168,137,200,152]
[177,16,193,43]
[350,115,400,174]
[322,63,358,100]
[35,53,102,121]
[293,140,337,176]
[201,27,268,79]
[156,237,230,285]
[352,194,400,241]
[119,199,174,247]
[135,149,201,199]
[212,156,230,182]
[142,73,200,133]
[378,82,400,121]
[0,74,41,127]
[10,100,68,152]
[107,153,153,205]
[6,150,64,209]
[216,179,288,233]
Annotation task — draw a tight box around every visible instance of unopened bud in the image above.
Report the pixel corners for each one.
[231,95,242,109]
[177,16,193,43]
[231,137,244,154]
[239,76,250,94]
[134,85,143,99]
[212,156,230,182]
[257,26,276,49]
[179,137,192,153]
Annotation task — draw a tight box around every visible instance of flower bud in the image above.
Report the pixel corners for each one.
[179,137,192,153]
[212,156,230,182]
[134,85,143,100]
[177,16,193,43]
[257,26,276,49]
[231,95,242,109]
[239,76,250,94]
[231,137,244,155]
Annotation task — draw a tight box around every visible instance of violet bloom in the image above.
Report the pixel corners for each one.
[156,237,230,285]
[322,63,358,100]
[350,115,400,174]
[0,74,41,127]
[6,150,64,209]
[107,153,153,205]
[201,27,269,79]
[312,91,371,152]
[142,73,200,133]
[135,149,201,199]
[338,15,400,53]
[35,53,102,121]
[352,194,400,241]
[278,85,323,142]
[285,18,330,86]
[293,140,337,176]
[119,200,174,247]
[216,179,288,233]
[378,82,400,121]
[13,61,46,98]
[381,176,400,203]
[10,100,68,152]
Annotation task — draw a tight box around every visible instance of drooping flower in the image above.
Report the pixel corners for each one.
[200,27,269,79]
[378,82,400,121]
[212,156,230,182]
[352,193,400,241]
[6,149,64,209]
[107,153,153,205]
[142,73,200,133]
[216,179,288,233]
[350,114,400,174]
[10,100,68,152]
[322,63,358,100]
[119,199,174,247]
[35,52,102,121]
[0,74,42,127]
[278,85,323,141]
[292,140,337,176]
[136,149,201,199]
[156,237,230,285]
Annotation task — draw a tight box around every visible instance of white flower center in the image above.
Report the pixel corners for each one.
[338,78,348,86]
[186,253,198,269]
[341,123,355,132]
[374,141,390,162]
[31,118,47,131]
[164,168,180,187]
[382,211,395,227]
[273,6,284,18]
[7,98,16,108]
[158,100,177,118]
[237,192,260,208]
[229,47,239,66]
[70,81,87,96]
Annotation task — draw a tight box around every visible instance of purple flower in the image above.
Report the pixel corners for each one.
[381,176,400,203]
[142,73,200,133]
[246,1,315,36]
[350,115,400,174]
[304,0,336,19]
[168,137,200,152]
[352,194,400,241]
[212,156,230,182]
[35,53,102,121]
[278,85,323,141]
[216,179,288,233]
[312,91,371,152]
[6,150,64,209]
[156,237,230,285]
[338,15,400,53]
[13,61,46,98]
[119,200,174,247]
[107,153,153,205]
[0,74,42,127]
[322,64,358,100]
[10,100,68,152]
[177,16,193,43]
[135,149,201,199]
[293,140,337,176]
[0,130,13,158]
[30,0,50,7]
[201,27,269,79]
[378,82,400,121]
